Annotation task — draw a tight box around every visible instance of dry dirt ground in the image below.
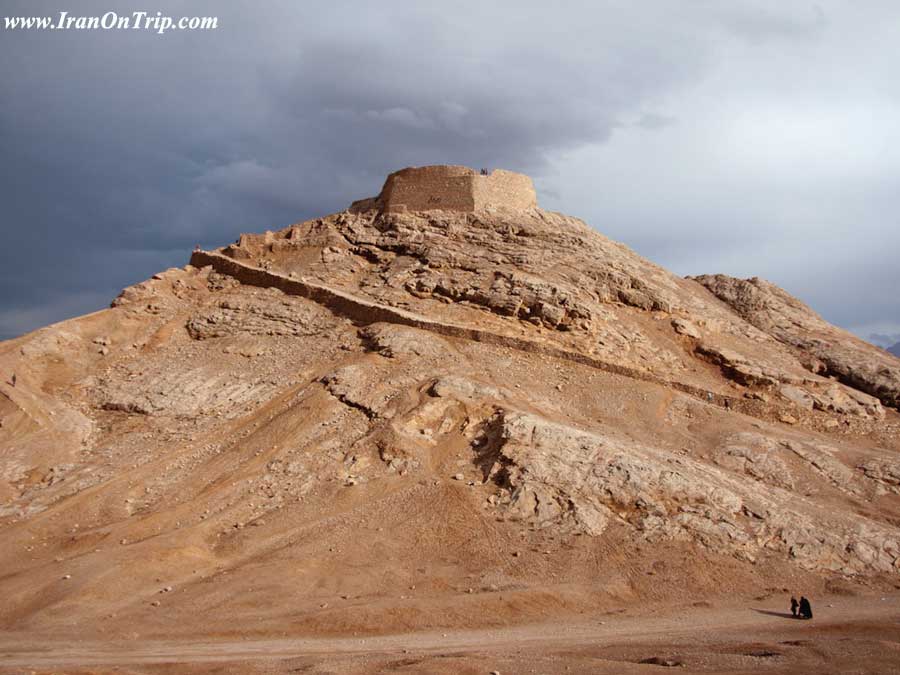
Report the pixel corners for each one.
[2,592,900,674]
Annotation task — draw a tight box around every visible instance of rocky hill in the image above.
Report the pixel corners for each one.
[691,274,900,409]
[1,165,899,643]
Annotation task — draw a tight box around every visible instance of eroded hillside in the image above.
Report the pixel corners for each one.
[1,167,899,640]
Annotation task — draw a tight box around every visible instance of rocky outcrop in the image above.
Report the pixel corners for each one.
[858,459,900,494]
[185,291,338,340]
[712,433,795,491]
[479,410,900,575]
[406,268,593,330]
[692,274,900,409]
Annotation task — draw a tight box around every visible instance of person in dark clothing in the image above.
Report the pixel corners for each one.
[798,596,812,619]
[790,596,799,617]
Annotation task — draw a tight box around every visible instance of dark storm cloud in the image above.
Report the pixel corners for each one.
[0,0,706,338]
[1,1,896,341]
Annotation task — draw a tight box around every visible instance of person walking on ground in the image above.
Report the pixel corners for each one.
[790,595,799,617]
[799,596,813,619]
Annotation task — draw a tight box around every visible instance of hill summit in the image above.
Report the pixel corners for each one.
[1,165,899,648]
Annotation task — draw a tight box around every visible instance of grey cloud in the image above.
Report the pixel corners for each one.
[703,2,828,42]
[635,113,677,130]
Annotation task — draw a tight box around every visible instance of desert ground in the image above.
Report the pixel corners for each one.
[2,592,900,673]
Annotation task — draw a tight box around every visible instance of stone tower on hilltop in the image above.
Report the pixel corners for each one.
[351,165,538,214]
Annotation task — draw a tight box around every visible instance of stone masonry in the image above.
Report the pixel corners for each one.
[351,165,538,213]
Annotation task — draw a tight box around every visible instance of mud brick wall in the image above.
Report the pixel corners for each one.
[376,165,537,213]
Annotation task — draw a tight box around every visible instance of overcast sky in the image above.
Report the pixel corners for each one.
[2,1,898,345]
